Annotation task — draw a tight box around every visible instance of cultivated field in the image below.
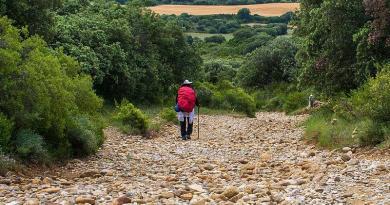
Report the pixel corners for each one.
[149,3,299,16]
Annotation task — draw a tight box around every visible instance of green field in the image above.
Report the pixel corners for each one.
[185,32,234,41]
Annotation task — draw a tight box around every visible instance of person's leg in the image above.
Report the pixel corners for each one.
[187,117,193,139]
[178,112,186,140]
[187,110,195,139]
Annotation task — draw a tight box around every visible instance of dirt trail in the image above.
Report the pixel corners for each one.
[0,112,389,204]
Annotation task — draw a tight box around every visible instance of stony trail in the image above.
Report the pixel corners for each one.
[1,112,389,205]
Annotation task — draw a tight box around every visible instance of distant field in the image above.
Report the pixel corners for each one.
[149,3,299,16]
[185,32,234,40]
[241,23,267,27]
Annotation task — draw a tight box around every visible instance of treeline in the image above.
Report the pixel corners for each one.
[0,0,202,166]
[161,10,293,33]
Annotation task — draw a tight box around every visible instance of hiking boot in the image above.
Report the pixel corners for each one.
[186,135,191,140]
[181,135,187,140]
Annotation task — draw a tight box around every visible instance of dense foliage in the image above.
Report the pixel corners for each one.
[237,36,298,87]
[54,1,202,102]
[0,0,62,42]
[162,12,293,34]
[297,0,390,147]
[295,0,390,95]
[0,17,103,160]
[196,81,256,117]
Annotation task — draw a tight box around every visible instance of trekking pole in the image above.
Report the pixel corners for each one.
[197,106,200,140]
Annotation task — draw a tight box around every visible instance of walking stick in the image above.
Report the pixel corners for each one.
[197,106,200,140]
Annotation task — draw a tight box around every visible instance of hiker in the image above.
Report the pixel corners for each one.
[176,80,199,140]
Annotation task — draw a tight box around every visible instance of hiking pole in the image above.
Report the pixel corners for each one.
[197,106,200,140]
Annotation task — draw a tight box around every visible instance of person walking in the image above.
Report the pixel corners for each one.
[176,80,199,140]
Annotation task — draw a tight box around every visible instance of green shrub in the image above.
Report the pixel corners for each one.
[195,82,215,107]
[380,125,390,149]
[224,88,256,117]
[203,60,237,83]
[264,96,284,111]
[67,116,104,156]
[159,108,177,124]
[283,91,308,114]
[304,107,357,148]
[0,113,13,150]
[355,119,385,146]
[15,129,50,163]
[252,90,269,110]
[211,91,231,109]
[114,101,149,135]
[237,37,298,88]
[216,80,235,90]
[352,70,390,122]
[194,81,256,117]
[204,35,226,44]
[0,17,104,160]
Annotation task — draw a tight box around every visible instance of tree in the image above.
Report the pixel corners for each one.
[54,2,202,103]
[204,60,236,83]
[294,0,371,94]
[237,8,251,21]
[1,0,62,42]
[237,37,298,87]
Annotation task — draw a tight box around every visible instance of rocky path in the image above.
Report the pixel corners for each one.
[0,112,389,205]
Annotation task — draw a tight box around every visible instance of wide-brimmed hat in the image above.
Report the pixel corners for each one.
[182,80,193,85]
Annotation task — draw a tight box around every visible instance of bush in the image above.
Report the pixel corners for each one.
[237,36,298,88]
[0,17,104,160]
[159,108,177,124]
[352,70,390,122]
[203,60,237,83]
[195,82,215,107]
[15,129,50,163]
[252,83,307,114]
[224,88,256,117]
[304,108,357,148]
[356,119,385,146]
[204,35,226,44]
[114,101,149,135]
[283,91,308,114]
[195,81,256,117]
[264,96,284,111]
[0,113,13,150]
[67,116,104,156]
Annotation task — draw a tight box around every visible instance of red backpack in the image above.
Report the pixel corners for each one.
[177,86,196,112]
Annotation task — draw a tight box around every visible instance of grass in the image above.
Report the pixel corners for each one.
[304,114,358,148]
[186,32,234,41]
